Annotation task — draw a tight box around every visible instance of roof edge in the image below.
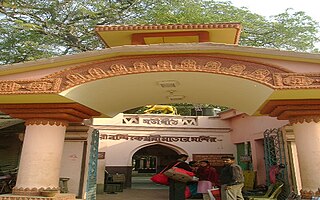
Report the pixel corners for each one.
[95,23,242,32]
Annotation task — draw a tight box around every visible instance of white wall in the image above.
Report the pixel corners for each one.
[60,141,84,196]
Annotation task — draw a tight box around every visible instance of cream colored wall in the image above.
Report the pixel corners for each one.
[60,141,84,196]
[290,142,302,193]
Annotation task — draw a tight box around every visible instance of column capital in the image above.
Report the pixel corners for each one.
[260,99,320,124]
[25,118,69,126]
[0,103,100,123]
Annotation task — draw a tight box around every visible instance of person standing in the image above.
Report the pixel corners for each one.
[189,161,199,172]
[269,163,285,184]
[188,161,202,199]
[166,154,193,200]
[220,156,244,200]
[197,160,219,200]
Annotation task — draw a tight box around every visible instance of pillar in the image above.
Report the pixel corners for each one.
[13,119,67,195]
[260,100,320,199]
[0,103,100,197]
[291,117,320,198]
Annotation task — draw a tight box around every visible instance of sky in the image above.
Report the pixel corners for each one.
[219,0,320,23]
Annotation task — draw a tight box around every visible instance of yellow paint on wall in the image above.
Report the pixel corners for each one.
[268,89,320,100]
[253,89,320,115]
[96,28,239,47]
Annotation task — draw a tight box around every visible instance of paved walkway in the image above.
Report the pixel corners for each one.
[97,188,169,200]
[97,176,169,200]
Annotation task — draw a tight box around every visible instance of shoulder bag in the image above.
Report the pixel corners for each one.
[163,162,195,182]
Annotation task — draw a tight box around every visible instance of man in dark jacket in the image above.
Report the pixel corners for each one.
[220,155,244,200]
[166,154,193,200]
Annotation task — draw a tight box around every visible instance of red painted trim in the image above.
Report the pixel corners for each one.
[0,103,100,122]
[131,31,209,45]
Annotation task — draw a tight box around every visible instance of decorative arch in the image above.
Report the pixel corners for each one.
[50,54,291,91]
[0,54,320,95]
[128,141,188,166]
[1,53,319,95]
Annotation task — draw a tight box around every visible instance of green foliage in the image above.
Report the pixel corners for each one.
[128,1,319,51]
[0,0,319,64]
[123,103,228,116]
[267,9,320,51]
[0,0,146,64]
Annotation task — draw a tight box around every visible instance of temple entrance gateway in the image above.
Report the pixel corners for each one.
[0,23,320,199]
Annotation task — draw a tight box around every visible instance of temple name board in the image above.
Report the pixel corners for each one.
[100,134,218,143]
[142,118,179,125]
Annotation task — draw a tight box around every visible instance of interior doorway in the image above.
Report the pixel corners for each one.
[131,144,179,189]
[132,144,179,174]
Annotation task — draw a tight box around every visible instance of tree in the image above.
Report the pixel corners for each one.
[0,0,319,65]
[0,0,152,64]
[266,9,320,52]
[127,0,320,52]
